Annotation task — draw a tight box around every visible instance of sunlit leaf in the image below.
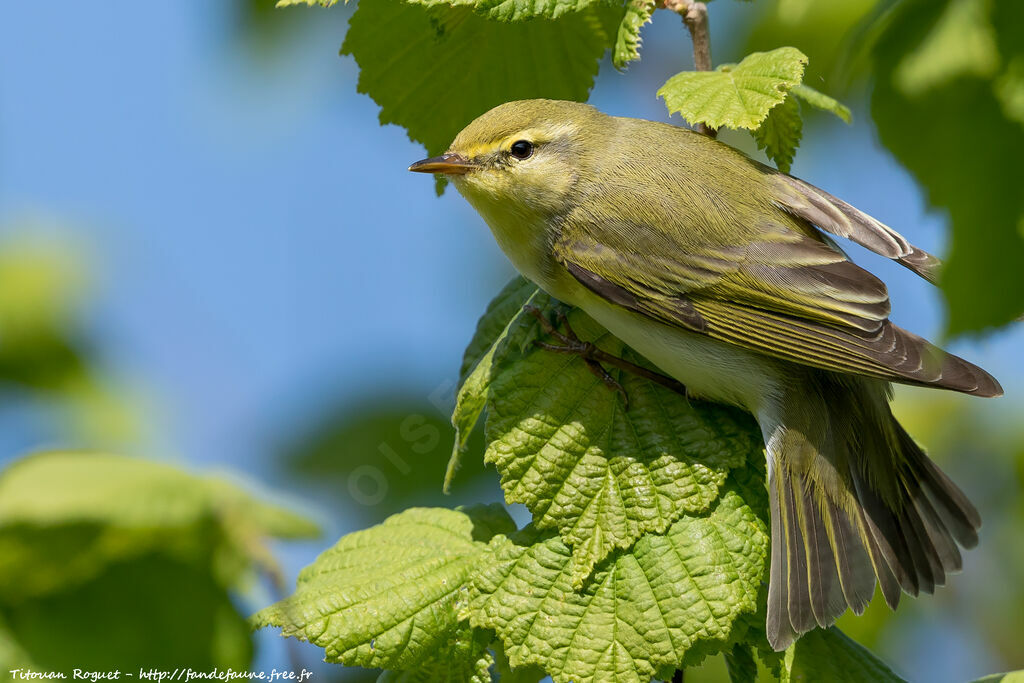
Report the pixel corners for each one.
[469,0,611,22]
[892,0,999,97]
[376,627,494,683]
[752,95,802,172]
[455,293,761,586]
[468,481,769,683]
[0,452,316,671]
[791,84,852,123]
[658,47,808,129]
[254,506,510,670]
[613,0,656,69]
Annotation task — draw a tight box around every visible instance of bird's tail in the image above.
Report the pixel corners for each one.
[763,373,981,651]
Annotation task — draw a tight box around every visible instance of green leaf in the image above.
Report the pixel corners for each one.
[468,0,610,22]
[971,673,1024,683]
[276,0,345,7]
[254,506,509,670]
[724,643,758,683]
[4,553,254,671]
[870,0,1024,333]
[658,47,809,130]
[0,612,36,670]
[492,639,548,683]
[376,627,494,683]
[458,276,540,387]
[751,95,802,172]
[791,83,852,123]
[281,0,610,19]
[0,234,143,447]
[460,299,761,586]
[780,627,905,682]
[0,452,316,536]
[468,482,770,683]
[892,0,999,97]
[995,56,1024,126]
[342,0,615,159]
[613,0,656,70]
[447,282,550,492]
[0,452,316,671]
[0,452,318,599]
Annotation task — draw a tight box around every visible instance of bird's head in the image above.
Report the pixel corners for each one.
[409,99,605,217]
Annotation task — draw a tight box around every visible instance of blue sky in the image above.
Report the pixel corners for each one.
[1,1,1020,678]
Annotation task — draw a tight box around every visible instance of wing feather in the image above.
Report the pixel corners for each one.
[773,174,943,283]
[554,214,1001,396]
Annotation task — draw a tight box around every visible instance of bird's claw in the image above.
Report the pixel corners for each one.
[523,304,689,402]
[524,304,630,409]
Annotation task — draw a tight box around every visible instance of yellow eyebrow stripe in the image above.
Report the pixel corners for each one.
[456,123,579,159]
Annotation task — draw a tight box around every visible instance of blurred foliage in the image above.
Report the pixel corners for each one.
[279,394,498,525]
[836,392,1024,673]
[870,0,1024,335]
[0,232,142,448]
[741,0,881,89]
[0,452,319,673]
[231,0,350,55]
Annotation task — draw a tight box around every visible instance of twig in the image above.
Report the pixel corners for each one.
[662,0,717,138]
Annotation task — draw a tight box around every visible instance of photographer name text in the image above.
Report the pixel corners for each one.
[8,670,313,683]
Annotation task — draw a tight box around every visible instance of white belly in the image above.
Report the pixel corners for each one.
[548,277,786,418]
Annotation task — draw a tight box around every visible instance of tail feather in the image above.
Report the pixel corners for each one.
[763,374,982,651]
[782,477,816,634]
[857,502,902,610]
[767,482,795,648]
[909,482,963,572]
[850,470,921,595]
[903,437,980,547]
[796,477,848,627]
[900,502,941,591]
[822,497,875,614]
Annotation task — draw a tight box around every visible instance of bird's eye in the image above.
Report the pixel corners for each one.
[509,140,534,160]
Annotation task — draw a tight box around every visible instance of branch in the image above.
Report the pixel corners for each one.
[663,0,717,138]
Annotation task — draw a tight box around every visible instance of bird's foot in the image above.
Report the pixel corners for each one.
[524,305,629,407]
[523,305,688,408]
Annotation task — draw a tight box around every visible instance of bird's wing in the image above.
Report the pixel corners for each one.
[771,174,942,283]
[553,215,998,395]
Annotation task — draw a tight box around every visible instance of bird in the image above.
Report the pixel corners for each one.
[408,98,1002,651]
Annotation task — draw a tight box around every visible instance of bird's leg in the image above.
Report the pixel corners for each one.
[524,305,629,406]
[523,305,688,406]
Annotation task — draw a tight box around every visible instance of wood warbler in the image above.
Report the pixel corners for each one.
[409,99,1001,650]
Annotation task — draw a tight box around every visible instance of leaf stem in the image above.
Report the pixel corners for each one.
[662,0,717,137]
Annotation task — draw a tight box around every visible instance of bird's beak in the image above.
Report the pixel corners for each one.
[408,152,475,175]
